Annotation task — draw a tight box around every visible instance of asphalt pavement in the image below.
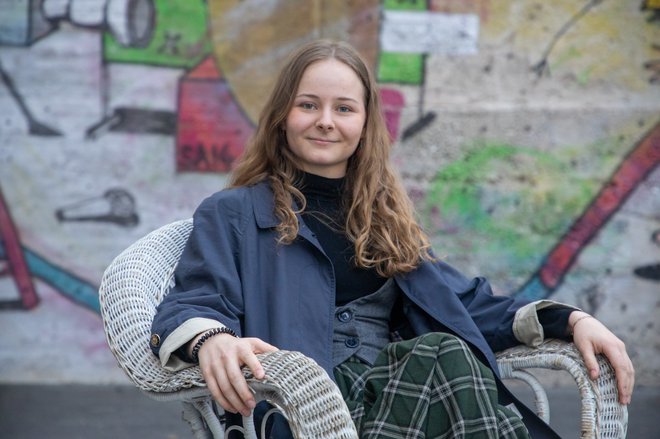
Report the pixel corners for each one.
[0,384,657,438]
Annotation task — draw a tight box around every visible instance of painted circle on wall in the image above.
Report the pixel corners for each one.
[208,0,380,123]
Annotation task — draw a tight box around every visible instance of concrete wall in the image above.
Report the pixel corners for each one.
[0,0,658,385]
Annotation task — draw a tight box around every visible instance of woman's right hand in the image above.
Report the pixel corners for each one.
[192,333,278,416]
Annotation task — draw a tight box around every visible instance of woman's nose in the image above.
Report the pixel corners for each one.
[316,110,334,131]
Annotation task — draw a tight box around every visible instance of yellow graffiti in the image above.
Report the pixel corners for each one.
[483,0,657,90]
[207,0,380,123]
[645,0,660,10]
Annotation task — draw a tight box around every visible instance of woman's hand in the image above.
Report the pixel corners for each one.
[192,333,278,416]
[569,311,635,405]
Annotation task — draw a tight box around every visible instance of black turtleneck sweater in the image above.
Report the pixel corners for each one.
[297,172,387,305]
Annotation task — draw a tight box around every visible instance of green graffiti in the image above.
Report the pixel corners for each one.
[382,0,427,12]
[424,141,617,279]
[550,46,593,84]
[104,0,211,68]
[577,66,595,86]
[552,46,582,68]
[378,52,424,84]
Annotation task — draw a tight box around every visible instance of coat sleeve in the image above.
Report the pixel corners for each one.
[150,190,248,370]
[431,258,574,352]
[442,264,524,352]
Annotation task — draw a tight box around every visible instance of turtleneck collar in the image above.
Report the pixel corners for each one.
[297,171,345,200]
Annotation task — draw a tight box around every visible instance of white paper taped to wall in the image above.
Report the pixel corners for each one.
[380,11,479,55]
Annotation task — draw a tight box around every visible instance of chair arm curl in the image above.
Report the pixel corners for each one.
[139,351,358,439]
[496,339,628,439]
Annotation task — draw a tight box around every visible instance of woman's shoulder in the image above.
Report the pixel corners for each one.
[204,185,251,203]
[197,181,271,217]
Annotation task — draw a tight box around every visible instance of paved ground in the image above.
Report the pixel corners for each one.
[0,384,657,438]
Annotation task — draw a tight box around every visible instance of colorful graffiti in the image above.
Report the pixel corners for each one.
[90,0,210,138]
[0,185,100,312]
[517,123,660,299]
[176,56,253,173]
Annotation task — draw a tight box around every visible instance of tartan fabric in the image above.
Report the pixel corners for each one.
[333,333,531,439]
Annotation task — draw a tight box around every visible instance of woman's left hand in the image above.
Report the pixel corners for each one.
[569,311,635,405]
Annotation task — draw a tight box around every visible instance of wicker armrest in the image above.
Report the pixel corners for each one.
[141,350,357,439]
[246,350,357,438]
[496,339,628,438]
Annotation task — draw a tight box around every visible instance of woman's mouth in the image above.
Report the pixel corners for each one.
[308,137,337,145]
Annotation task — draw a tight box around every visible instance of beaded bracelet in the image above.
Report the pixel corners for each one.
[190,327,237,364]
[569,314,593,336]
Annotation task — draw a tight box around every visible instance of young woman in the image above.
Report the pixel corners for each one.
[150,40,633,438]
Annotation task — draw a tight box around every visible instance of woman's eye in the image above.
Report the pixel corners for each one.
[301,102,316,110]
[337,106,351,113]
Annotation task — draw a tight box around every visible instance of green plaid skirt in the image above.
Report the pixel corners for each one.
[333,333,531,439]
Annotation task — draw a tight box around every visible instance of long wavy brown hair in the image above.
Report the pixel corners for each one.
[230,39,431,276]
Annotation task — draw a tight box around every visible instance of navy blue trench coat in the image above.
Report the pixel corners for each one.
[151,181,560,438]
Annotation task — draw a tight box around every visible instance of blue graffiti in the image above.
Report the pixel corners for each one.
[0,242,100,313]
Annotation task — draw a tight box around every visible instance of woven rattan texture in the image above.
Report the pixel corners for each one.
[99,219,205,392]
[249,350,357,437]
[497,339,628,438]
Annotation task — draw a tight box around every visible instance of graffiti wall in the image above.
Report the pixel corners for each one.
[0,0,658,385]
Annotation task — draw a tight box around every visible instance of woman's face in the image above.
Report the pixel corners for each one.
[284,59,366,178]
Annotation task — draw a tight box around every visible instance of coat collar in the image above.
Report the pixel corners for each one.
[250,181,320,248]
[251,181,280,229]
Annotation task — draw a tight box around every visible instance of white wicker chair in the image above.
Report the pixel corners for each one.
[99,219,628,438]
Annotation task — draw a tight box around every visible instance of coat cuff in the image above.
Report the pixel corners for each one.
[513,300,579,347]
[159,318,226,371]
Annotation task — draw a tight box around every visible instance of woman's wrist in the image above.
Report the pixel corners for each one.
[186,332,206,359]
[188,326,238,364]
[568,311,594,336]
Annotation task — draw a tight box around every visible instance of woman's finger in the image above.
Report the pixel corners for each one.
[200,361,240,414]
[616,361,634,405]
[241,338,277,379]
[576,338,600,380]
[224,357,257,415]
[603,342,634,404]
[215,361,253,416]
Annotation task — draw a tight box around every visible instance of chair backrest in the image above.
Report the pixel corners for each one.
[99,219,205,392]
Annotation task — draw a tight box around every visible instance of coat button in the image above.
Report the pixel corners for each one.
[345,337,359,348]
[337,310,353,323]
[150,334,161,347]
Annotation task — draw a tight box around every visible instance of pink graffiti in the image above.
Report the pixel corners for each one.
[176,56,254,173]
[0,186,39,309]
[380,88,405,141]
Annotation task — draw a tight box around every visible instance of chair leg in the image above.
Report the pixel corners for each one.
[192,399,228,438]
[505,369,551,424]
[182,401,213,439]
[240,414,258,439]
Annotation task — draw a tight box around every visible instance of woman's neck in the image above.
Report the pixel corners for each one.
[297,171,345,199]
